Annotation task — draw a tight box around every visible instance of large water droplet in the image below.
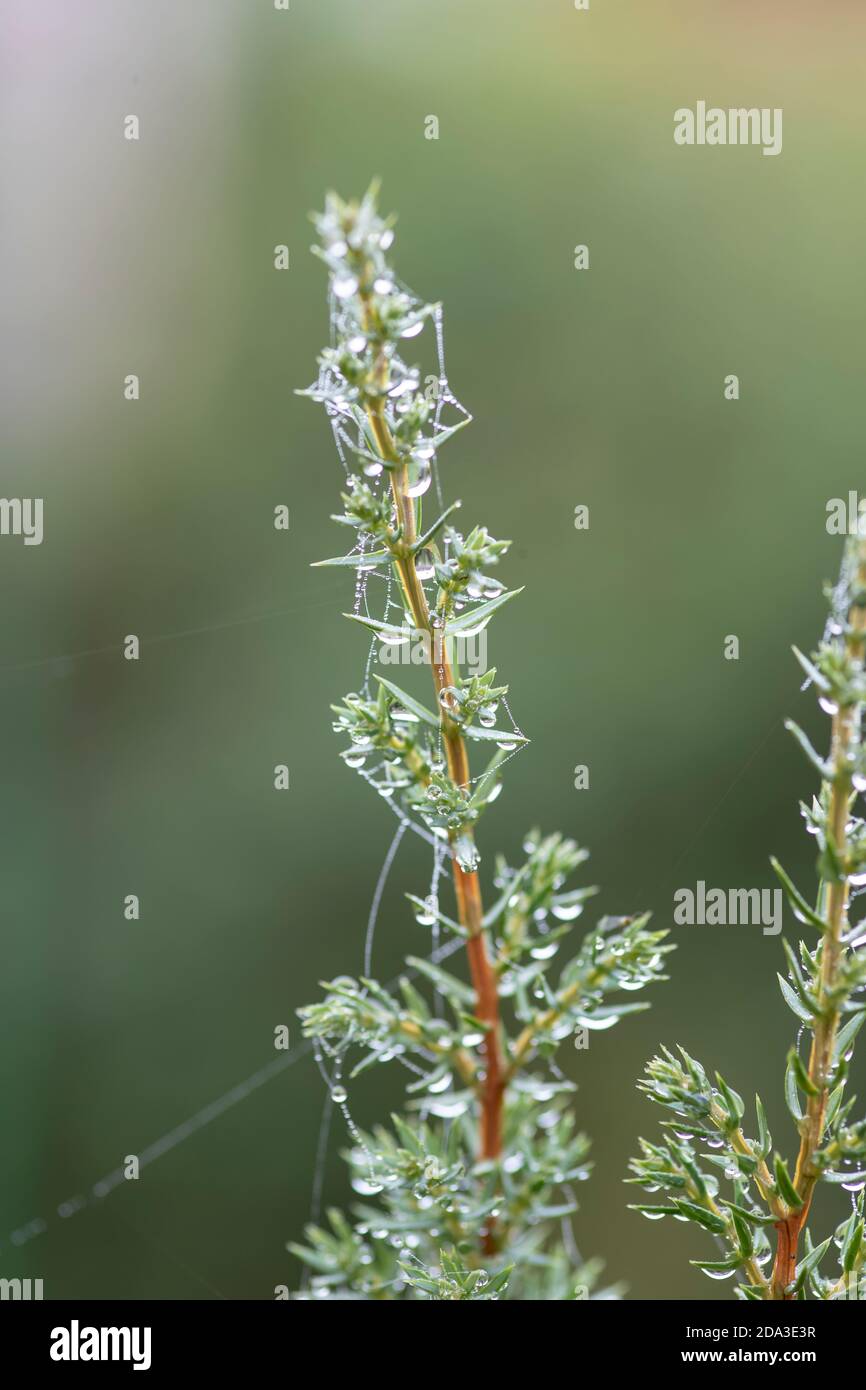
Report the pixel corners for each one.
[427,1097,469,1119]
[414,548,435,581]
[456,836,480,873]
[415,895,438,926]
[439,687,460,715]
[406,456,431,497]
[332,274,358,299]
[575,1013,619,1031]
[551,902,583,922]
[530,943,559,961]
[391,706,419,723]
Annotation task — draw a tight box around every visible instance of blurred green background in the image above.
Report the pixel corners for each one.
[2,0,865,1299]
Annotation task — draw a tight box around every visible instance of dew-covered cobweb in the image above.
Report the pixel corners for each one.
[301,267,530,1264]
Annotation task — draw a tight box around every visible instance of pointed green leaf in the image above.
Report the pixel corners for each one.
[755,1094,772,1157]
[414,499,462,551]
[793,1236,832,1291]
[789,1047,819,1097]
[405,894,467,939]
[312,549,391,568]
[343,612,416,640]
[428,417,471,449]
[446,588,523,635]
[405,956,475,1007]
[824,1082,846,1131]
[718,1198,777,1228]
[462,722,528,744]
[715,1072,744,1124]
[674,1200,727,1235]
[773,1154,804,1209]
[784,719,830,777]
[791,646,831,693]
[770,858,827,931]
[834,1010,866,1063]
[778,973,815,1025]
[842,1214,863,1273]
[374,675,439,726]
[784,1055,803,1122]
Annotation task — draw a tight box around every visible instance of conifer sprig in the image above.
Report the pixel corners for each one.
[629,538,866,1300]
[291,185,671,1300]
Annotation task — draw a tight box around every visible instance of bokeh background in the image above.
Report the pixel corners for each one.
[2,0,865,1300]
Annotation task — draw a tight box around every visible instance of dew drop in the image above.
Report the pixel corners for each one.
[414,548,435,581]
[530,943,559,961]
[427,1097,469,1119]
[406,456,432,498]
[551,902,583,922]
[332,274,358,300]
[415,895,438,926]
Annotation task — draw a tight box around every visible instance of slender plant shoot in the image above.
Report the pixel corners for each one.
[290,185,672,1300]
[628,537,866,1300]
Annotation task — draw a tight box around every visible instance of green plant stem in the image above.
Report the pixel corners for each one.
[359,291,506,1175]
[706,1100,784,1218]
[771,550,866,1299]
[505,933,640,1079]
[691,1184,771,1295]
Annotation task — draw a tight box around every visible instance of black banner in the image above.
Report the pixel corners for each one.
[2,1297,859,1374]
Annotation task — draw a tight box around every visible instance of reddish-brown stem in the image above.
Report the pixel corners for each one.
[360,304,505,1178]
[770,549,866,1298]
